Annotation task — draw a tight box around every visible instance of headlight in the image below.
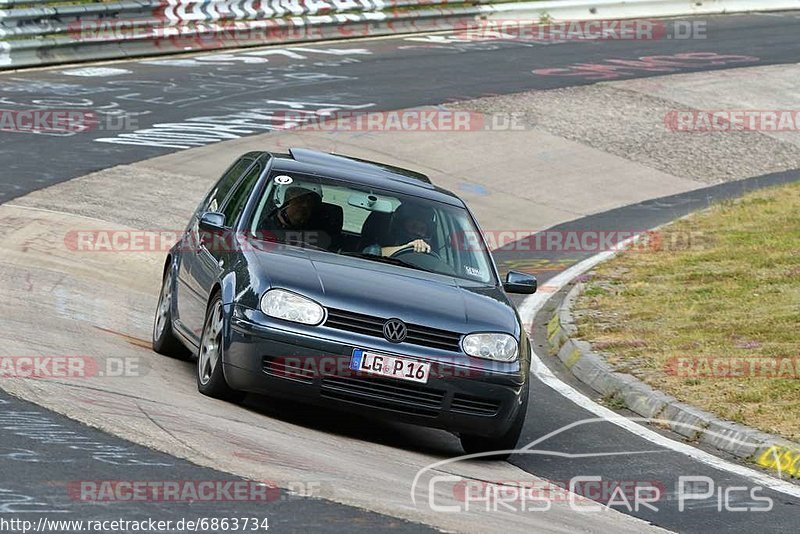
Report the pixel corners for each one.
[462,333,518,361]
[260,289,325,325]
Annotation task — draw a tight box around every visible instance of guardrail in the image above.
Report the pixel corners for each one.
[0,0,491,69]
[483,0,800,20]
[1,0,799,70]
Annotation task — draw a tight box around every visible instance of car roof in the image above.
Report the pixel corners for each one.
[262,148,465,207]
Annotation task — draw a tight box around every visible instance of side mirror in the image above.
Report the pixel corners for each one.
[503,271,537,294]
[198,211,225,232]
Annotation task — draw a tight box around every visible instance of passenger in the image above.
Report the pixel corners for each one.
[260,186,322,245]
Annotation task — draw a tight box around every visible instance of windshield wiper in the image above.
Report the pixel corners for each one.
[341,252,435,273]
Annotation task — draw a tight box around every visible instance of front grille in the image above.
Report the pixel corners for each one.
[262,356,315,384]
[324,308,462,352]
[451,394,501,416]
[320,375,445,416]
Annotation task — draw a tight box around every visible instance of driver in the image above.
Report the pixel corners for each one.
[259,186,322,243]
[368,203,435,257]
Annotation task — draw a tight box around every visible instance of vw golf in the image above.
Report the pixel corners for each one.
[153,148,537,457]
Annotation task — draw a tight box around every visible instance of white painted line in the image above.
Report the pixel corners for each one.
[519,237,800,499]
[60,67,131,77]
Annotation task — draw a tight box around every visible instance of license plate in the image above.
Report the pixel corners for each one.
[350,349,430,384]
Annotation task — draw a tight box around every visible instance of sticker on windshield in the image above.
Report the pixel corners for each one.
[465,266,481,277]
[274,175,293,185]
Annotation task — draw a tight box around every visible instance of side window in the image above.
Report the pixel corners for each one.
[203,157,253,213]
[220,161,264,228]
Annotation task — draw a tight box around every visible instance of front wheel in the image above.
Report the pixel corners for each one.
[197,295,244,402]
[459,384,529,460]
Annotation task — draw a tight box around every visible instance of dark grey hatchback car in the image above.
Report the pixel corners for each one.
[153,148,537,457]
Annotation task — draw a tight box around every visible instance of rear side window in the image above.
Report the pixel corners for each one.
[220,161,264,228]
[203,157,254,213]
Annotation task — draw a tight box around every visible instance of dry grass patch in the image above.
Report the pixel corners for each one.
[574,181,800,441]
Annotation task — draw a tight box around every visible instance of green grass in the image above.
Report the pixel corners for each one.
[574,181,800,441]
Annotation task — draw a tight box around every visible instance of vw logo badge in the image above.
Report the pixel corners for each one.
[383,318,407,343]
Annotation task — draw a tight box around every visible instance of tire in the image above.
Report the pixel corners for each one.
[152,268,191,359]
[459,384,529,460]
[196,295,244,402]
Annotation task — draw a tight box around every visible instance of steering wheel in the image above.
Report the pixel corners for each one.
[390,245,442,262]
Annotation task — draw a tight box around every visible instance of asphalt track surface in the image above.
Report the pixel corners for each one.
[2,10,800,533]
[0,390,435,532]
[2,11,800,201]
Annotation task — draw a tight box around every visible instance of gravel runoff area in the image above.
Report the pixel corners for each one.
[451,82,800,184]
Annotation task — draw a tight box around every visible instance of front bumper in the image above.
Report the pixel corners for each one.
[224,306,528,437]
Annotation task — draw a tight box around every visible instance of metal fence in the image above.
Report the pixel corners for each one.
[2,0,798,70]
[0,0,497,69]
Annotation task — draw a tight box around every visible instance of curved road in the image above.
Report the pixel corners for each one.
[1,10,800,533]
[2,11,800,200]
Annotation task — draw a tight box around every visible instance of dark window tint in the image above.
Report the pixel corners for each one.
[204,157,253,213]
[220,161,264,227]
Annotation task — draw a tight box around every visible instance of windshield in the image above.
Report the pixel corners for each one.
[248,171,497,285]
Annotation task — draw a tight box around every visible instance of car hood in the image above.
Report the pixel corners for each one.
[250,249,519,335]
